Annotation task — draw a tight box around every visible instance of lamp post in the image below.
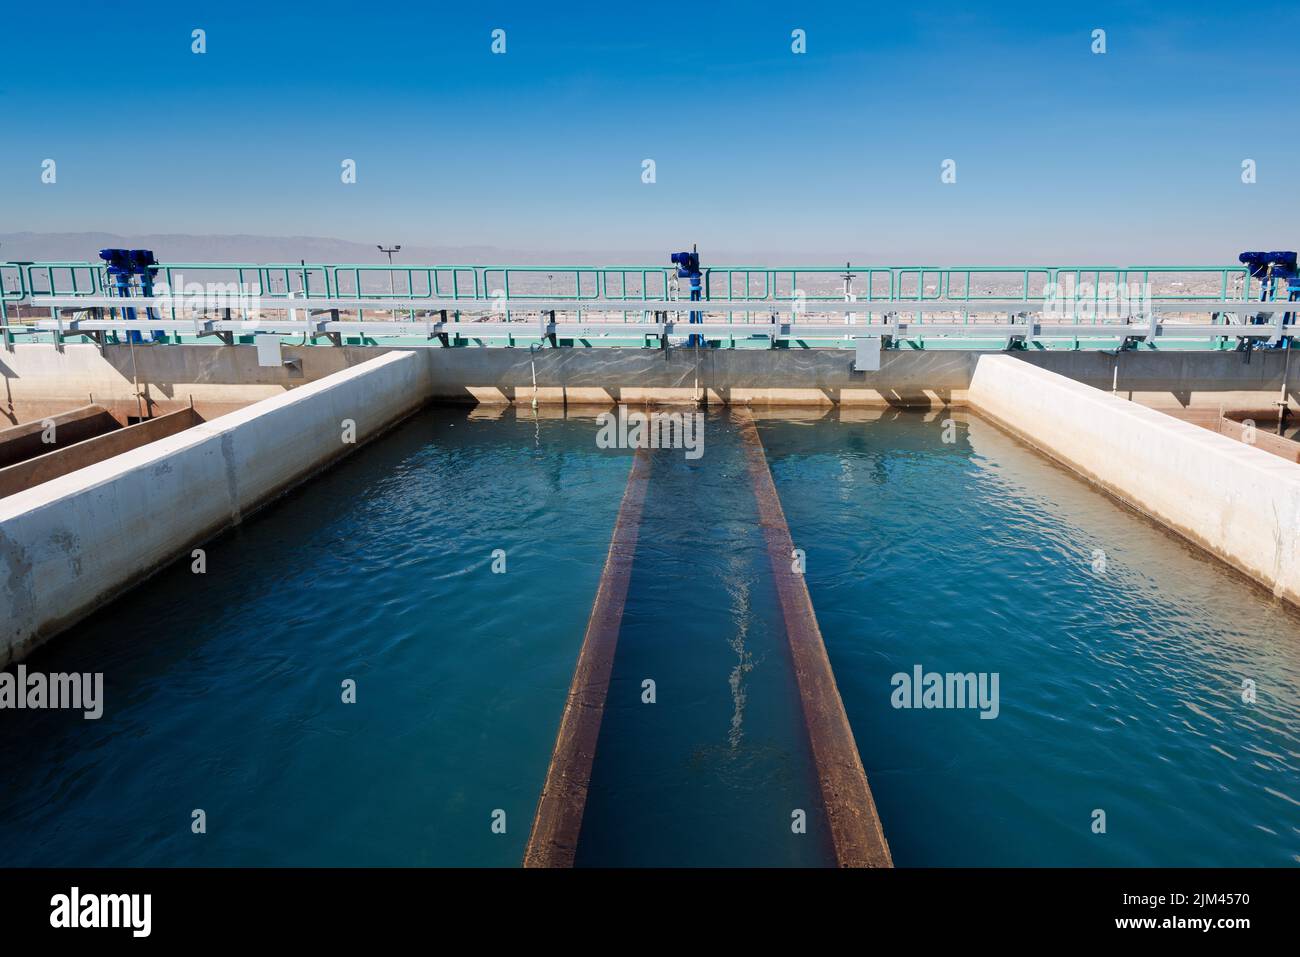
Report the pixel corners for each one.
[377,244,401,297]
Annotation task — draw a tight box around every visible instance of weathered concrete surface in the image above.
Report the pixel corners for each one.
[0,351,429,665]
[1162,408,1300,464]
[418,346,1300,409]
[0,404,120,467]
[428,347,975,407]
[0,407,202,498]
[1013,349,1300,414]
[969,355,1300,607]
[0,342,376,424]
[4,341,1299,414]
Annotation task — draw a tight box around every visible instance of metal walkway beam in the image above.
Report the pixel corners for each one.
[15,315,1287,345]
[25,295,1294,316]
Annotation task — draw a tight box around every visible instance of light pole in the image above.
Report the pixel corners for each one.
[377,244,401,300]
[377,245,402,320]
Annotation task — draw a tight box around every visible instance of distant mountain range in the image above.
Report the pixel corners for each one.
[6,232,1234,269]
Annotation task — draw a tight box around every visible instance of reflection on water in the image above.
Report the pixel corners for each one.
[0,407,629,866]
[759,408,1300,866]
[5,401,1296,867]
[575,417,832,867]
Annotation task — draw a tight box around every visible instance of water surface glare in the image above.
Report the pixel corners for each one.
[0,408,628,866]
[759,410,1300,866]
[575,417,832,866]
[3,405,1298,867]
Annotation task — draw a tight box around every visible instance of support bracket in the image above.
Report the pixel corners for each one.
[1004,313,1032,350]
[197,319,234,346]
[311,311,342,347]
[430,309,451,346]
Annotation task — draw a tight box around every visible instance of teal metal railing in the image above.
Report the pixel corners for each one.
[1,260,1259,304]
[7,257,1286,353]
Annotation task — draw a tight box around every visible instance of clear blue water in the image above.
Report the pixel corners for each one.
[3,405,1298,867]
[575,419,831,866]
[759,410,1300,867]
[0,408,628,866]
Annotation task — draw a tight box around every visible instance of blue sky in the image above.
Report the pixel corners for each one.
[1,0,1295,262]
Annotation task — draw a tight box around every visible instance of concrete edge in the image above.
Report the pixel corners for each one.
[0,351,430,665]
[0,408,200,498]
[0,350,421,521]
[968,354,1300,608]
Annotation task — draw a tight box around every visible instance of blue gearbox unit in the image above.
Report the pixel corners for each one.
[1239,249,1297,279]
[670,246,704,346]
[99,248,163,342]
[1238,250,1298,346]
[99,248,158,277]
[670,249,701,278]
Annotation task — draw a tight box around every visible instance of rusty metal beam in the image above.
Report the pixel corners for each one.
[523,446,652,867]
[735,410,893,867]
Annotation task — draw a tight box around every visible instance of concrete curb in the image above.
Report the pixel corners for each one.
[969,354,1300,607]
[0,351,430,665]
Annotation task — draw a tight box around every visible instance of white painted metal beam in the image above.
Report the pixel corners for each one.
[27,295,1296,316]
[16,316,1284,342]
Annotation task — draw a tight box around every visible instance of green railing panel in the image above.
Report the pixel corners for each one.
[0,260,1265,322]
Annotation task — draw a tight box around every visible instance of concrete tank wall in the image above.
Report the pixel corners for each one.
[422,346,1300,410]
[0,407,202,498]
[1011,349,1298,415]
[428,347,976,406]
[968,354,1300,607]
[0,404,121,466]
[4,341,1298,414]
[0,342,382,424]
[0,350,430,665]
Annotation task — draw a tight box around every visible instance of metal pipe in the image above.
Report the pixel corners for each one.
[1278,337,1292,435]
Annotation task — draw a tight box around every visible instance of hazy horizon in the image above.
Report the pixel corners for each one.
[0,230,1277,267]
[2,1,1296,263]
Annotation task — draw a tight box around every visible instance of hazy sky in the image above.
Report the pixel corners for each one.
[2,0,1296,263]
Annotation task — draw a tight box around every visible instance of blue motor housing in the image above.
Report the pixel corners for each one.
[670,250,700,278]
[1270,251,1299,279]
[99,248,158,276]
[98,248,163,342]
[1239,250,1298,280]
[670,247,705,345]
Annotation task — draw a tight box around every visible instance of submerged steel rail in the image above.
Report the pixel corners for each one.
[736,410,892,866]
[527,426,892,867]
[525,446,653,868]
